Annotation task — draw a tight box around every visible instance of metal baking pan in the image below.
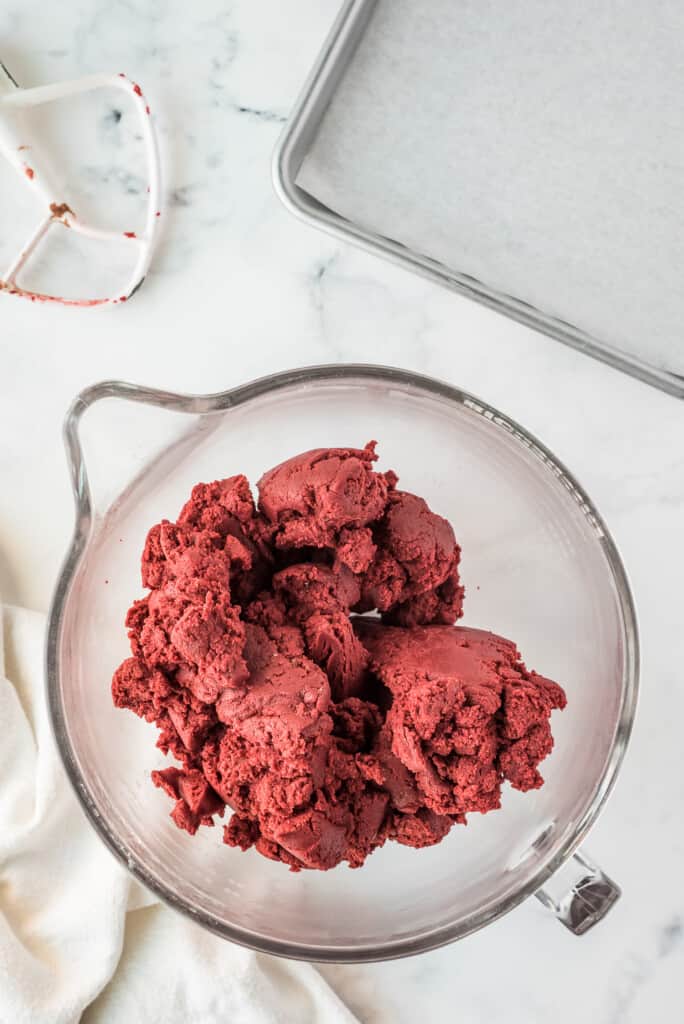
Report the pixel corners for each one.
[273,0,684,399]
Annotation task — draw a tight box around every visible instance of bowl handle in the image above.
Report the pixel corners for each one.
[534,849,620,935]
[62,381,230,518]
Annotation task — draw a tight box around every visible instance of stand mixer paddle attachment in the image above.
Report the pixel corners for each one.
[0,60,161,306]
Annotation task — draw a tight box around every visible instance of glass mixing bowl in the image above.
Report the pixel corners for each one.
[46,365,638,961]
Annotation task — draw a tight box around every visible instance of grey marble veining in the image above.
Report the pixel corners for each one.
[0,3,683,1021]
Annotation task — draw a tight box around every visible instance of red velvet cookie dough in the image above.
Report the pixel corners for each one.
[257,443,391,554]
[355,620,567,823]
[359,490,464,626]
[112,443,566,871]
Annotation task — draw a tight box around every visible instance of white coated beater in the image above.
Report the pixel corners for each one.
[0,61,161,306]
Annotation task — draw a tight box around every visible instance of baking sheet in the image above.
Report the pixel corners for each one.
[297,0,684,377]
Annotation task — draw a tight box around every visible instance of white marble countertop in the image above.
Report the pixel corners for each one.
[1,2,683,1021]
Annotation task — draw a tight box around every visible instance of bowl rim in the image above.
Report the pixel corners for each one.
[45,363,640,962]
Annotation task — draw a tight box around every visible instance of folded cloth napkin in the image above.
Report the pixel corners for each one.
[0,604,358,1024]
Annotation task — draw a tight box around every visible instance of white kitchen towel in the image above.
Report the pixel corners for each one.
[0,604,358,1024]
